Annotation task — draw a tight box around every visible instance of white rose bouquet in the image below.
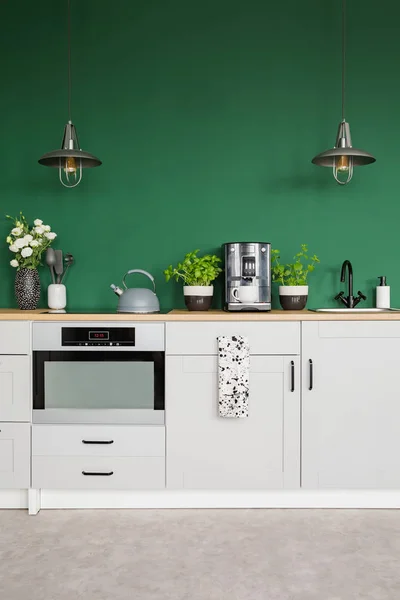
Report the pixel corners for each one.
[6,212,57,270]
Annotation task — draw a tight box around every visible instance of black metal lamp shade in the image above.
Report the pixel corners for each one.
[312,146,376,167]
[38,148,101,168]
[312,120,376,167]
[38,121,101,168]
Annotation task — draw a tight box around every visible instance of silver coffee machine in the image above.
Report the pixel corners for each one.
[224,242,271,311]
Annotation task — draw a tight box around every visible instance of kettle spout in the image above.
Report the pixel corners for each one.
[110,284,123,297]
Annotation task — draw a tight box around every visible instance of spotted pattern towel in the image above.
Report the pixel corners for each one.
[217,335,250,418]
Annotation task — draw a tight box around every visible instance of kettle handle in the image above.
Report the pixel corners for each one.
[122,269,156,293]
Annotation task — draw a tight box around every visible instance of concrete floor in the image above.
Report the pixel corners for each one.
[1,509,400,599]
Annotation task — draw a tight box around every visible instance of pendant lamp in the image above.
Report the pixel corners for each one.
[311,0,375,185]
[38,0,101,188]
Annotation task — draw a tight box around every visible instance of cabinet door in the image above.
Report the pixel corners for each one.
[302,321,400,489]
[166,355,300,489]
[0,423,30,488]
[0,356,31,422]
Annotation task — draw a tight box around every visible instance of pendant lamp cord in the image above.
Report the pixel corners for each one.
[341,0,346,121]
[67,0,72,121]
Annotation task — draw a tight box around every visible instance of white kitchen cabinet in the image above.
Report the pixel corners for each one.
[0,423,30,489]
[31,424,166,490]
[0,356,31,422]
[302,321,400,489]
[166,355,300,489]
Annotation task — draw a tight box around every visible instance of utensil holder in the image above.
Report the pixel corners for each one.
[48,284,67,310]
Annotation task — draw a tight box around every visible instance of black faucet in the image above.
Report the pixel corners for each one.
[335,260,366,308]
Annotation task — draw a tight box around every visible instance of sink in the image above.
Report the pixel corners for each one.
[310,308,400,313]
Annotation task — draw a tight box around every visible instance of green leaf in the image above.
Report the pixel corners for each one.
[164,249,222,286]
[270,244,320,286]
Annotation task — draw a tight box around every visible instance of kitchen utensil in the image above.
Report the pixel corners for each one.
[46,248,56,284]
[110,269,160,314]
[61,253,74,284]
[224,242,271,311]
[54,249,64,284]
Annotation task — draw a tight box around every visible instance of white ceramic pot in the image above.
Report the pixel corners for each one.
[183,285,213,311]
[279,285,308,310]
[48,284,67,310]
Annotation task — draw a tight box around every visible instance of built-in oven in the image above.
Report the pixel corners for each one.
[32,322,165,425]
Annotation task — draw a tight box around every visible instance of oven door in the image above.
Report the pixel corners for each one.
[33,351,164,425]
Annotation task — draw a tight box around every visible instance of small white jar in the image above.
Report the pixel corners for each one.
[48,284,67,310]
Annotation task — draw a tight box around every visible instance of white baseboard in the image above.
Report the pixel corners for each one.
[3,489,400,511]
[40,489,400,509]
[0,490,28,509]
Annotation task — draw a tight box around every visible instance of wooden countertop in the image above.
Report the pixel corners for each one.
[1,308,400,321]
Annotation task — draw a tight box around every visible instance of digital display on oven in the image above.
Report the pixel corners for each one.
[89,331,109,341]
[61,327,135,346]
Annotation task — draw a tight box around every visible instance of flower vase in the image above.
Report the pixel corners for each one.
[15,268,41,310]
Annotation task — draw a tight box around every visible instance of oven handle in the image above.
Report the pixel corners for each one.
[82,471,114,476]
[82,440,114,445]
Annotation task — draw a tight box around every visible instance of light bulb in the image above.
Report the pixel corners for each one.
[59,157,82,188]
[64,156,77,176]
[336,155,349,172]
[333,155,353,185]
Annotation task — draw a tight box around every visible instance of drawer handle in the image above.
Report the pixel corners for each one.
[82,440,114,445]
[82,471,114,476]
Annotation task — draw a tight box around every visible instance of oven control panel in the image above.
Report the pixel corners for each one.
[61,327,135,347]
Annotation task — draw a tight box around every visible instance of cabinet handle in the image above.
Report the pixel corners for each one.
[309,359,313,390]
[82,440,114,445]
[290,360,295,392]
[82,471,114,476]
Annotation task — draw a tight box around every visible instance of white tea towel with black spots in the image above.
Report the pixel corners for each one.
[217,335,250,418]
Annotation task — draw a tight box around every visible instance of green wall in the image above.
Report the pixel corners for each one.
[0,0,398,310]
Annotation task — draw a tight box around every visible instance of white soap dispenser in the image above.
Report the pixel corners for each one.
[376,276,390,309]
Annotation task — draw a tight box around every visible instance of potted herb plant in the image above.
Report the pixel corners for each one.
[6,212,57,310]
[271,244,320,310]
[164,249,222,311]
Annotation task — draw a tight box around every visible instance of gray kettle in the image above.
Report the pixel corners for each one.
[110,269,160,314]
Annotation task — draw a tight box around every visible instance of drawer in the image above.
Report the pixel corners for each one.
[32,424,165,457]
[0,322,30,354]
[317,321,400,339]
[166,322,300,355]
[0,423,30,489]
[32,456,165,489]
